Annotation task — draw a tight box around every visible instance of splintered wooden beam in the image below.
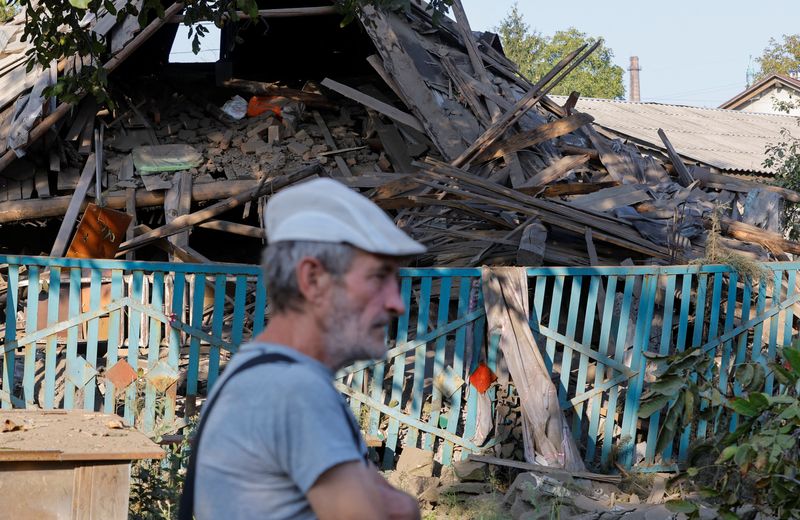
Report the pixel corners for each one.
[320,78,425,133]
[117,162,319,253]
[476,112,594,163]
[657,128,695,187]
[312,111,352,177]
[518,154,591,189]
[170,6,337,22]
[715,216,800,255]
[584,126,635,183]
[50,154,96,257]
[451,41,599,167]
[197,220,265,239]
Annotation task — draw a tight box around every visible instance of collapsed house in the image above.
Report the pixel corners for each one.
[2,0,800,487]
[0,0,798,267]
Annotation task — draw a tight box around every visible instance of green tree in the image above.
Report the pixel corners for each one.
[496,4,625,99]
[755,34,800,81]
[0,0,16,23]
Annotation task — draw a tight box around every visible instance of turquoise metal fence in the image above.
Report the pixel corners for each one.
[1,256,797,470]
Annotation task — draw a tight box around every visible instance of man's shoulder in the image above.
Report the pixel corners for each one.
[222,343,337,395]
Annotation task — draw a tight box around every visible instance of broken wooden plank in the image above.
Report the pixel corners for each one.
[376,121,414,173]
[358,6,465,160]
[197,220,265,239]
[518,154,591,189]
[0,179,264,223]
[0,3,184,174]
[34,168,50,198]
[528,181,617,198]
[691,166,800,203]
[65,98,97,142]
[117,162,320,253]
[165,170,192,257]
[657,128,694,187]
[50,154,97,257]
[468,454,620,484]
[583,126,639,184]
[451,41,598,167]
[312,110,352,177]
[570,184,652,211]
[125,187,136,261]
[476,113,594,163]
[320,78,425,133]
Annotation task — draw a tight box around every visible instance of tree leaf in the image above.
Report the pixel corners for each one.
[686,467,699,477]
[650,376,686,396]
[735,363,755,388]
[783,347,800,374]
[683,386,696,426]
[734,444,754,467]
[747,363,766,392]
[665,500,698,513]
[728,397,759,417]
[716,445,738,463]
[68,0,90,9]
[748,392,769,411]
[638,393,673,418]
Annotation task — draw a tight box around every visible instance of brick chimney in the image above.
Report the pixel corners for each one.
[629,56,641,102]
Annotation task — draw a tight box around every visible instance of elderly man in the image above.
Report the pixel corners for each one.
[180,178,424,520]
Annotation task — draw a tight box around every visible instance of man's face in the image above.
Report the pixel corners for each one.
[322,250,405,369]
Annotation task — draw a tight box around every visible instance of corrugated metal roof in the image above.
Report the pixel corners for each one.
[550,96,800,174]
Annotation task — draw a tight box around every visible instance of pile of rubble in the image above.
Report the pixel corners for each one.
[386,447,717,520]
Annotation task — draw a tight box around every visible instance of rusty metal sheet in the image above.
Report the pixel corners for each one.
[66,204,132,259]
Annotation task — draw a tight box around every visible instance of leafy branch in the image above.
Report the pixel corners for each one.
[640,343,800,518]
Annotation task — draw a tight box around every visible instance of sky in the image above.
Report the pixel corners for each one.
[460,0,800,107]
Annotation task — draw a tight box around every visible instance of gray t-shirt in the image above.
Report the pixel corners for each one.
[194,343,367,520]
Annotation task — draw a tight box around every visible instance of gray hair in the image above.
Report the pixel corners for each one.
[261,241,357,313]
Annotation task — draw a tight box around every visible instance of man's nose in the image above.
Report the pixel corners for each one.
[384,279,405,317]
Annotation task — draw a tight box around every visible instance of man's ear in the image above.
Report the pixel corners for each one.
[295,257,333,306]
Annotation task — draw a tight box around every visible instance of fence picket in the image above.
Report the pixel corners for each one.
[207,275,226,393]
[187,274,206,413]
[104,270,124,413]
[125,271,144,423]
[602,275,635,467]
[649,274,676,462]
[83,268,102,411]
[407,277,432,448]
[382,276,412,469]
[143,272,164,433]
[766,270,784,394]
[572,276,599,442]
[442,277,472,466]
[43,268,62,410]
[586,275,617,465]
[559,277,582,409]
[2,265,18,409]
[23,266,39,406]
[425,276,452,451]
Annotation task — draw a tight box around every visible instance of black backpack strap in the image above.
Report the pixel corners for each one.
[179,352,296,520]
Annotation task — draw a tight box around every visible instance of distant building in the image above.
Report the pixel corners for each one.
[720,73,800,115]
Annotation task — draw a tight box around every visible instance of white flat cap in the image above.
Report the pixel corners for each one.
[265,178,426,256]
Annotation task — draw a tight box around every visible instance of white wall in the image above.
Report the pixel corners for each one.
[737,86,800,115]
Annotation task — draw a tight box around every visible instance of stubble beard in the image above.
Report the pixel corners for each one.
[323,288,388,371]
